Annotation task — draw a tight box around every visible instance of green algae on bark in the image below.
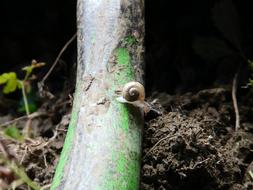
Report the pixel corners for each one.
[51,0,144,189]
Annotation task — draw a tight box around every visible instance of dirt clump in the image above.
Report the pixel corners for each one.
[141,88,253,190]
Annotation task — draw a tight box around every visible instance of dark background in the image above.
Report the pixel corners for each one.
[0,0,76,84]
[146,0,253,94]
[0,0,253,95]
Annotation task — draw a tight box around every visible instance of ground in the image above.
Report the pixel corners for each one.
[1,85,252,190]
[141,88,253,190]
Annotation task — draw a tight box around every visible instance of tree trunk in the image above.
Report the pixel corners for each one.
[50,0,144,189]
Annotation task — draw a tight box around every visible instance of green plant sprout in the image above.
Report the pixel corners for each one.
[0,156,41,190]
[0,60,45,116]
[0,60,45,190]
[3,124,24,142]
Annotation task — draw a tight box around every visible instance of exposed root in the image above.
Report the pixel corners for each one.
[232,72,240,131]
[0,112,47,128]
[143,134,176,160]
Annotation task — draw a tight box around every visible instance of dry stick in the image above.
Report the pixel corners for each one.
[23,119,32,138]
[232,72,240,131]
[0,112,47,128]
[41,32,77,84]
[249,170,253,180]
[143,135,176,160]
[41,184,51,190]
[20,125,59,165]
[0,139,9,158]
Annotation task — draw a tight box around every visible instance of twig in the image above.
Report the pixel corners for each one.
[20,125,59,165]
[20,146,28,165]
[249,170,253,181]
[0,112,47,128]
[0,139,9,158]
[232,72,240,131]
[191,158,210,169]
[41,32,77,84]
[41,183,51,190]
[23,118,32,139]
[143,134,176,160]
[43,153,48,168]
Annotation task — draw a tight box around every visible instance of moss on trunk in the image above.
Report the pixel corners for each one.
[51,0,144,189]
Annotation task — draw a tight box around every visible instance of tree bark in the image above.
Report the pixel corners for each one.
[50,0,144,189]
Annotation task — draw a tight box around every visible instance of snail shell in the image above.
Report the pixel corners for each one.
[122,81,145,102]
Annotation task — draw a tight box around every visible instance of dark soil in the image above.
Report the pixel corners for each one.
[141,1,253,189]
[141,88,253,190]
[1,87,253,190]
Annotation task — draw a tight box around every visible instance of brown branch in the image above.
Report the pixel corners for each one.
[0,140,10,158]
[0,112,47,128]
[41,32,77,83]
[232,72,240,131]
[143,135,176,160]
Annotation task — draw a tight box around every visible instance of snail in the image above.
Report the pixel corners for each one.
[122,81,145,102]
[116,81,150,113]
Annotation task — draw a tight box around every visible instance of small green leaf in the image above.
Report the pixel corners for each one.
[248,60,253,71]
[0,72,19,94]
[22,60,46,80]
[22,65,33,75]
[22,60,46,72]
[249,79,253,86]
[3,72,18,94]
[17,81,22,89]
[0,73,9,84]
[4,125,23,141]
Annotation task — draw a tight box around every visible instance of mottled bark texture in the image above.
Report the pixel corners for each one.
[50,0,144,189]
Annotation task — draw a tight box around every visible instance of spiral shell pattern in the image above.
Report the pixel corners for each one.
[122,81,145,102]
